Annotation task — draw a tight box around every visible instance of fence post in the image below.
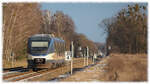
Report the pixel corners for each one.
[71,41,74,75]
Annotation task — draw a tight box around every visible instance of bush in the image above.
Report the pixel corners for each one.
[102,54,147,81]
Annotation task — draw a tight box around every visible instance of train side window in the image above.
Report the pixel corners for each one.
[57,41,59,53]
[60,42,62,53]
[54,41,57,52]
[59,42,61,56]
[54,41,56,52]
[61,43,63,52]
[50,42,55,53]
[63,43,65,52]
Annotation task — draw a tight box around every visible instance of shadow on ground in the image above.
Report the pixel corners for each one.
[3,66,29,72]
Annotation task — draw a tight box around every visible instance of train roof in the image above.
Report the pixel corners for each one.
[53,38,65,42]
[30,34,51,38]
[29,34,64,42]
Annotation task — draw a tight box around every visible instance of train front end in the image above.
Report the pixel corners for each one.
[27,34,52,69]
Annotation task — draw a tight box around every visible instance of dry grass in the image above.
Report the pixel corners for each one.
[3,59,27,68]
[2,58,88,69]
[101,54,147,81]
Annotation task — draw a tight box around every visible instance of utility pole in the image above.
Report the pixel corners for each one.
[93,53,96,64]
[11,51,14,68]
[93,54,95,64]
[87,46,89,66]
[84,48,86,66]
[71,41,74,75]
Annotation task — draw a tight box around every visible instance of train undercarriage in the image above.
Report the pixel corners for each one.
[27,59,66,71]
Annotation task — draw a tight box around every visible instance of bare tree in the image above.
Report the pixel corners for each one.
[99,4,147,54]
[3,3,43,67]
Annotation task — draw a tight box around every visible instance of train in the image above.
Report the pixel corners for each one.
[27,34,66,71]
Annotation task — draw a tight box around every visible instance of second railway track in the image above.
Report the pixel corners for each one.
[3,58,93,82]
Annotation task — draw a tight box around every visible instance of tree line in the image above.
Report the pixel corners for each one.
[100,4,147,54]
[2,3,97,65]
[40,10,97,57]
[3,3,42,64]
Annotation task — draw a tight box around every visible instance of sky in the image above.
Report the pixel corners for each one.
[40,3,145,43]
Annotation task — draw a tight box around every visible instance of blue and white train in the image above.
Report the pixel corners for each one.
[27,34,66,70]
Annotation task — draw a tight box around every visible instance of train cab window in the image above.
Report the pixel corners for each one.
[55,41,59,53]
[54,41,57,52]
[50,42,55,53]
[60,42,62,53]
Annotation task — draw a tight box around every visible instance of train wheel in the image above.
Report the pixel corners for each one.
[62,62,66,66]
[27,65,33,69]
[56,63,58,68]
[57,63,60,68]
[59,63,62,67]
[58,63,60,67]
[60,63,62,67]
[52,63,56,69]
[60,62,64,67]
[32,68,38,72]
[58,63,61,67]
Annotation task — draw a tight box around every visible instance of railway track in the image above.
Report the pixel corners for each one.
[3,58,93,82]
[3,71,19,76]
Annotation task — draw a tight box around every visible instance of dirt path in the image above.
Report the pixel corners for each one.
[61,57,109,82]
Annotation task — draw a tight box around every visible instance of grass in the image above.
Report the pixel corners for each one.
[101,53,147,81]
[3,58,27,68]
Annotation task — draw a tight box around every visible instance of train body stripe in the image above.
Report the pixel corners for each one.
[28,53,55,60]
[28,53,65,60]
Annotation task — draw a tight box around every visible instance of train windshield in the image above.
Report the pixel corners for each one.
[31,42,48,47]
[30,41,49,55]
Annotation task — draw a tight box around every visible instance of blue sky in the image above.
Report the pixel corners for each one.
[40,3,146,43]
